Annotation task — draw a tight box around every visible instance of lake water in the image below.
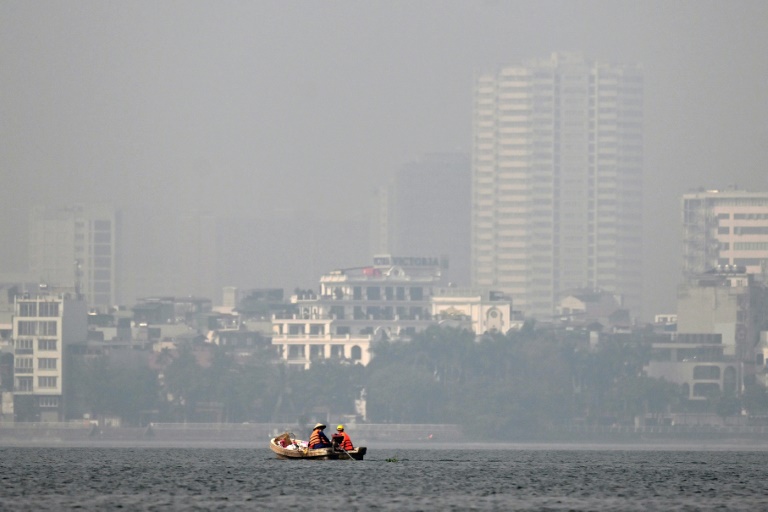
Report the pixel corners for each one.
[2,444,768,510]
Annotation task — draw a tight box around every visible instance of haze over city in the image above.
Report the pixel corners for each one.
[2,1,767,317]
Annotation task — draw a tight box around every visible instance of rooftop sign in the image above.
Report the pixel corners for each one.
[373,254,443,267]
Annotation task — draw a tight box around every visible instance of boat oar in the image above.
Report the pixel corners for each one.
[338,445,356,461]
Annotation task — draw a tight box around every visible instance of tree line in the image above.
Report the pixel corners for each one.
[64,325,768,438]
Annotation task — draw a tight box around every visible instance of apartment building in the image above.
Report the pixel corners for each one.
[471,52,643,319]
[682,189,768,278]
[11,290,87,421]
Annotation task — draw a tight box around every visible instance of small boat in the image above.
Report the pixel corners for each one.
[269,432,366,460]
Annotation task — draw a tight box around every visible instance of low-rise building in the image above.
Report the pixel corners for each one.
[272,256,517,368]
[431,288,515,334]
[645,333,739,400]
[644,267,768,402]
[272,257,442,369]
[10,289,87,421]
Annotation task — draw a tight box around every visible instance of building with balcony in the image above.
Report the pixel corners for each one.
[682,189,768,278]
[272,256,444,369]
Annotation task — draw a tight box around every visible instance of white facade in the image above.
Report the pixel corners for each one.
[682,189,768,278]
[471,53,643,320]
[431,288,514,334]
[12,291,87,421]
[29,204,120,311]
[272,258,442,369]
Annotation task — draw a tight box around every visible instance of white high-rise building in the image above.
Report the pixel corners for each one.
[471,53,643,319]
[682,189,768,278]
[28,204,120,311]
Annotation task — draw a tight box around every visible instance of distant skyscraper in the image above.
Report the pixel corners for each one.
[28,204,120,311]
[682,189,768,278]
[471,53,644,319]
[372,153,471,285]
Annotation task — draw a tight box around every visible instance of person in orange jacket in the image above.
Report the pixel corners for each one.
[308,423,331,449]
[333,424,354,451]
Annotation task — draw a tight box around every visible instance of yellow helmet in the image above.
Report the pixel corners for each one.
[336,424,344,431]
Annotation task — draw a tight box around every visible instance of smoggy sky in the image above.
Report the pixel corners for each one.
[1,1,767,315]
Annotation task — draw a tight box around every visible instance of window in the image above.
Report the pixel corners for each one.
[366,287,381,300]
[94,282,111,293]
[15,358,33,372]
[734,258,767,266]
[735,226,768,235]
[17,321,37,336]
[39,397,59,408]
[16,377,33,391]
[693,365,720,380]
[39,321,57,336]
[309,345,324,361]
[717,227,730,235]
[39,358,57,370]
[287,345,305,360]
[734,242,768,251]
[350,346,362,361]
[693,382,719,397]
[15,338,33,350]
[94,269,111,280]
[410,287,423,301]
[18,302,37,317]
[38,339,57,351]
[38,377,57,388]
[39,302,59,317]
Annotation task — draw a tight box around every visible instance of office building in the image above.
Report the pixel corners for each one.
[682,189,768,278]
[379,153,471,286]
[471,53,643,319]
[28,204,120,311]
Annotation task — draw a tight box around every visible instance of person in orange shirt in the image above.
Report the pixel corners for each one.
[333,424,354,451]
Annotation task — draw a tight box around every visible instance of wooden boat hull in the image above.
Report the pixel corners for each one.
[269,437,366,460]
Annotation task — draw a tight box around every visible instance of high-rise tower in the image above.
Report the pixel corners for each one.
[28,204,120,311]
[471,53,643,319]
[370,153,471,286]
